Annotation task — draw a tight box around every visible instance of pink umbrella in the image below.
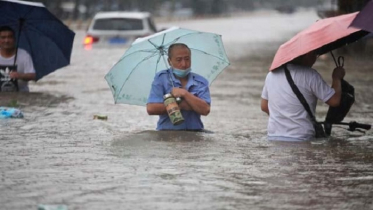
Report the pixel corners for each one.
[270,12,368,71]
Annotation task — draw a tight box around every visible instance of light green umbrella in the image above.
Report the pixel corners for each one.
[105,26,230,106]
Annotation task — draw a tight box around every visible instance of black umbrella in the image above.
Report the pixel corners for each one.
[0,0,75,80]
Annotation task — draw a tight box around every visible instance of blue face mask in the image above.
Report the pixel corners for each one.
[172,67,191,78]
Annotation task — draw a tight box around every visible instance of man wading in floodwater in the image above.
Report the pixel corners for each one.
[0,26,35,92]
[261,50,345,141]
[146,43,211,131]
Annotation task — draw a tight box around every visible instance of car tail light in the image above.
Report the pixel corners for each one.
[84,35,99,45]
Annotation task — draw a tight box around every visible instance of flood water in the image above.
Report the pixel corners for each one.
[1,9,372,210]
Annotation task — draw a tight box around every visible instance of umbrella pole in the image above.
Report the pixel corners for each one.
[330,51,344,67]
[13,18,25,66]
[161,54,175,88]
[161,54,182,103]
[330,51,338,67]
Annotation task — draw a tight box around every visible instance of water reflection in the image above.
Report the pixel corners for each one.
[0,92,73,108]
[110,130,214,158]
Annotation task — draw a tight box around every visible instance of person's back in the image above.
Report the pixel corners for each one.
[262,64,335,141]
[261,51,345,141]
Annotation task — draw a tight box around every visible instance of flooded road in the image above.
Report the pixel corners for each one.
[1,9,372,210]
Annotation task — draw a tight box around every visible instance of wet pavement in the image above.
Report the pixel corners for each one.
[1,9,372,210]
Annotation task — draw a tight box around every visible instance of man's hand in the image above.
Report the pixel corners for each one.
[332,66,345,80]
[9,71,21,79]
[326,66,346,107]
[171,87,210,116]
[171,87,187,98]
[9,71,36,81]
[171,87,192,111]
[178,100,192,111]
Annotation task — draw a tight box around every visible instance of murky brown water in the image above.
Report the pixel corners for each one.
[1,10,373,210]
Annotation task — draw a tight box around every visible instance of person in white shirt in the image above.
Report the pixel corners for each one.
[261,51,345,141]
[0,26,35,92]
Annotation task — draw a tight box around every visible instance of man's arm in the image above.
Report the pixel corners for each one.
[261,98,269,115]
[147,103,167,115]
[172,87,210,116]
[147,75,167,115]
[146,99,198,115]
[10,72,36,81]
[325,66,345,107]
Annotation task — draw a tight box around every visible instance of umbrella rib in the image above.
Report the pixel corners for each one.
[115,51,159,99]
[161,33,166,46]
[12,3,36,20]
[154,54,163,74]
[147,34,168,57]
[146,33,167,48]
[147,39,159,49]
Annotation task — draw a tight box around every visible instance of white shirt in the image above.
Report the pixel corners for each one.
[0,48,35,92]
[261,64,335,141]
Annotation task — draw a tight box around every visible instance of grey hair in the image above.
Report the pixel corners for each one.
[168,43,190,58]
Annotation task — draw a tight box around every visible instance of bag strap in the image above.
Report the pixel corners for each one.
[283,64,318,124]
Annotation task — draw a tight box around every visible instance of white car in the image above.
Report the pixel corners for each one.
[84,11,157,47]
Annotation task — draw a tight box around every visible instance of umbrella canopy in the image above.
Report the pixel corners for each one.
[350,0,373,33]
[0,0,75,80]
[105,26,230,106]
[270,12,368,71]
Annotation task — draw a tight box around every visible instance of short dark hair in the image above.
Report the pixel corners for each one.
[288,55,304,65]
[168,43,190,58]
[0,26,15,37]
[288,50,317,65]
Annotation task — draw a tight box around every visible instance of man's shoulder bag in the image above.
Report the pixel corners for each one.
[283,64,327,138]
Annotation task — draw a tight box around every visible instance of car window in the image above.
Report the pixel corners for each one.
[93,18,144,30]
[147,18,157,32]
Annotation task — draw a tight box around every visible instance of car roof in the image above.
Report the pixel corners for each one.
[93,11,151,19]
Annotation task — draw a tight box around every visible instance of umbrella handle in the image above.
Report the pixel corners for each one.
[163,55,183,104]
[14,18,26,66]
[337,56,344,67]
[330,51,344,67]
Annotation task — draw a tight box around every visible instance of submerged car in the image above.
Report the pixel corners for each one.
[84,11,157,47]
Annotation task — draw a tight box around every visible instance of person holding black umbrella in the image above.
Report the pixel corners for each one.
[0,26,35,92]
